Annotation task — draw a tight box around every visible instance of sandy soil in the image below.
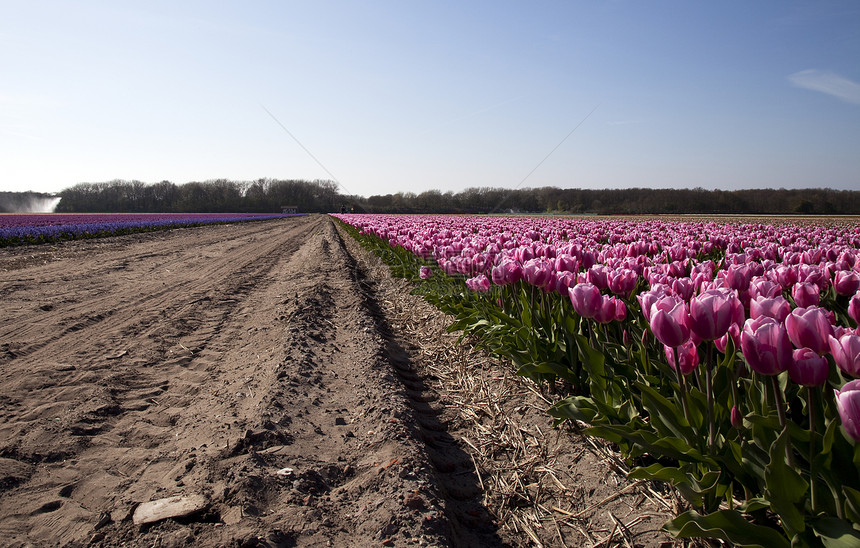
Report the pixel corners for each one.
[0,215,682,547]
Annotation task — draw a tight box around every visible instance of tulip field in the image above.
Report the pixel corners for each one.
[335,213,860,548]
[0,213,301,246]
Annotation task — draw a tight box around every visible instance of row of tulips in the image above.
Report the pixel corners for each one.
[0,213,303,246]
[334,213,860,548]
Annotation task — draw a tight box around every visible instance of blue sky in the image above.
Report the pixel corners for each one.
[2,1,858,197]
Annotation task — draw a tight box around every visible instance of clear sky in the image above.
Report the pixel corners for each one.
[2,1,858,197]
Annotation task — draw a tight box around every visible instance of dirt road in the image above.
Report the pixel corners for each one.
[0,214,677,547]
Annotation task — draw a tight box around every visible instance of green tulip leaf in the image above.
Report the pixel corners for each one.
[549,396,598,424]
[843,487,860,525]
[811,517,860,548]
[636,382,695,441]
[664,509,790,548]
[765,428,808,536]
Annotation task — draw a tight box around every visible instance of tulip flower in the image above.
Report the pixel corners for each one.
[664,340,699,375]
[792,282,820,308]
[554,271,577,296]
[523,258,554,289]
[835,379,860,442]
[749,295,791,322]
[774,265,798,289]
[688,288,742,341]
[649,296,691,348]
[608,268,638,297]
[637,285,668,322]
[789,348,829,386]
[834,271,860,296]
[830,333,860,377]
[785,306,833,355]
[749,277,782,300]
[586,265,610,290]
[724,263,752,291]
[491,259,522,286]
[465,274,491,293]
[569,283,602,319]
[419,266,433,279]
[554,254,579,274]
[741,316,793,376]
[715,322,740,354]
[731,405,743,429]
[849,291,860,325]
[594,295,627,324]
[671,277,695,301]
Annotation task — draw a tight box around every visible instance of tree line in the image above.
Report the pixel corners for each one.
[2,179,859,215]
[54,179,343,213]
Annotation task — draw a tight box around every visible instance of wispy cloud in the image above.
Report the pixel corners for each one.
[788,69,860,105]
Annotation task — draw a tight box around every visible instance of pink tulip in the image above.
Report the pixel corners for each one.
[789,347,829,386]
[774,265,798,289]
[664,340,699,375]
[792,282,820,308]
[715,322,741,354]
[491,259,522,285]
[749,277,782,300]
[419,266,433,279]
[608,269,638,297]
[594,296,627,324]
[671,277,695,301]
[830,333,860,377]
[523,258,553,289]
[554,254,579,273]
[834,271,860,296]
[688,288,742,341]
[835,380,860,442]
[724,263,752,291]
[731,405,743,429]
[749,295,791,322]
[649,296,691,348]
[613,298,628,322]
[441,260,459,276]
[849,291,860,325]
[785,306,833,355]
[637,285,670,322]
[465,274,491,293]
[586,265,610,290]
[741,316,793,375]
[554,271,577,296]
[569,283,602,319]
[593,296,615,324]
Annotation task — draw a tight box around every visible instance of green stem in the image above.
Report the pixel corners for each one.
[674,346,693,427]
[706,342,716,453]
[807,387,818,515]
[771,375,795,467]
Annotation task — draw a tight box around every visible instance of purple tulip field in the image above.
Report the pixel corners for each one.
[0,213,301,246]
[335,213,860,547]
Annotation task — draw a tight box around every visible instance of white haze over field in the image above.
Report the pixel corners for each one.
[4,196,62,213]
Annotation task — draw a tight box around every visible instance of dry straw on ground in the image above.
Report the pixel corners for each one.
[346,234,705,548]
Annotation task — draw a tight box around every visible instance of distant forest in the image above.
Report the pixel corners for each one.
[2,179,860,215]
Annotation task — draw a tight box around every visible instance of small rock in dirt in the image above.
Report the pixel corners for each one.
[132,494,208,526]
[403,492,426,510]
[334,417,347,426]
[221,506,243,526]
